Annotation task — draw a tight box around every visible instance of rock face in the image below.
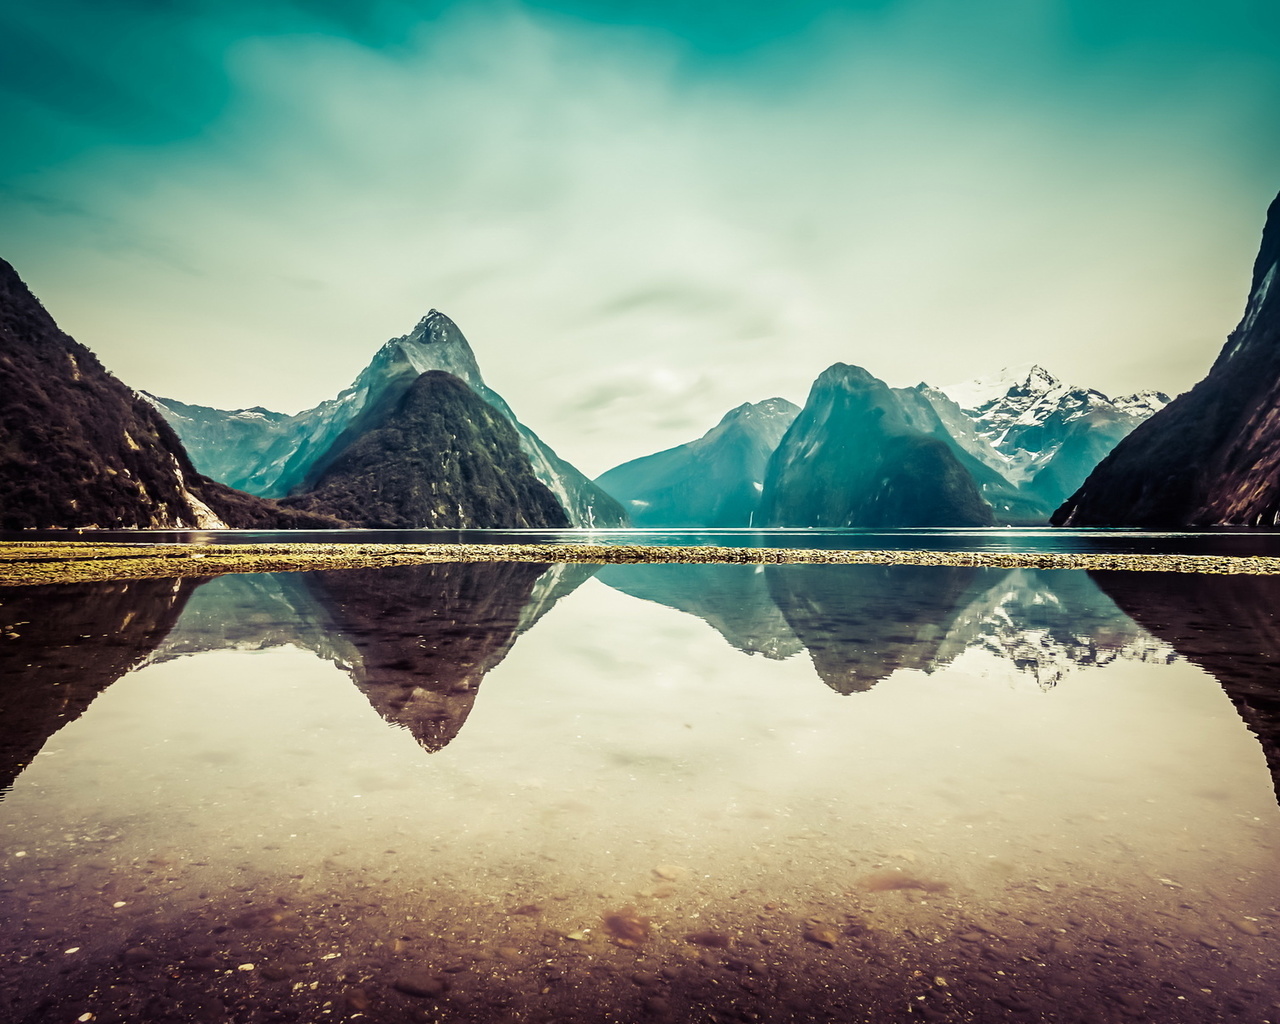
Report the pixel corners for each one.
[934,365,1169,515]
[1054,193,1280,526]
[759,363,996,528]
[595,398,799,527]
[149,310,626,527]
[0,258,339,530]
[281,371,571,529]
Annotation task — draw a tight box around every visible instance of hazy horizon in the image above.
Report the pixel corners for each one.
[3,0,1280,476]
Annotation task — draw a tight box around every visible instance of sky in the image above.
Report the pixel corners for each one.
[3,0,1280,477]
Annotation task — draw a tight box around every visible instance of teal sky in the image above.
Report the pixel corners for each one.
[3,0,1280,474]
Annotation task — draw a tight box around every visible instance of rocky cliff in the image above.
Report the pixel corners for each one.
[0,258,340,530]
[1054,192,1280,526]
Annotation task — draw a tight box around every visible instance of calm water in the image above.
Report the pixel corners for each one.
[10,525,1280,556]
[2,560,1279,1023]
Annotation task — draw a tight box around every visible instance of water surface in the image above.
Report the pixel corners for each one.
[1,562,1278,1023]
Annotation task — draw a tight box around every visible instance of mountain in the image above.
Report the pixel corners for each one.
[0,258,341,530]
[759,363,996,527]
[280,371,571,528]
[1054,191,1280,526]
[595,398,799,527]
[935,365,1169,513]
[148,310,626,527]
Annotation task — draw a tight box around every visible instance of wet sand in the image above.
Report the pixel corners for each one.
[3,539,1280,586]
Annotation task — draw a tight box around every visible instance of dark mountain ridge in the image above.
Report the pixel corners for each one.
[1054,191,1280,526]
[0,258,338,530]
[281,370,571,528]
[149,310,627,527]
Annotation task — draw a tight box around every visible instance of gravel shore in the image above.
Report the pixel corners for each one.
[2,540,1279,585]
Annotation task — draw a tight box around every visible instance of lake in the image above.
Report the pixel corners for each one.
[2,542,1279,1022]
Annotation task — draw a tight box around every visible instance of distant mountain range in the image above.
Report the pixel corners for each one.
[10,183,1280,533]
[597,362,1166,527]
[595,398,799,528]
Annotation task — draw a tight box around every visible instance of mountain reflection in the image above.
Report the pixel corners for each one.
[299,562,559,751]
[598,563,1167,694]
[152,562,598,752]
[0,578,200,795]
[1092,570,1280,800]
[595,563,804,660]
[10,560,1263,794]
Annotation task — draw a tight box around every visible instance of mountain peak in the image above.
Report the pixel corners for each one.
[405,309,465,347]
[717,397,800,428]
[814,362,880,391]
[940,363,1061,412]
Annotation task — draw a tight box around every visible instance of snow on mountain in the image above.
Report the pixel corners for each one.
[928,365,1170,513]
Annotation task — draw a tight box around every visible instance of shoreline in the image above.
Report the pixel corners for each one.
[2,540,1279,586]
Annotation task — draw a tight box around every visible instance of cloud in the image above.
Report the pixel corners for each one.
[4,0,1278,476]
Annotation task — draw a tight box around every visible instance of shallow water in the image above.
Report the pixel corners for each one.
[1,562,1279,1023]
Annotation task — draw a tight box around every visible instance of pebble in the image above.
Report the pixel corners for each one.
[684,931,731,949]
[803,924,839,948]
[394,974,448,998]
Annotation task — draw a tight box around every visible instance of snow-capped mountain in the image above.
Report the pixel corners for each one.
[147,310,626,527]
[934,364,1170,511]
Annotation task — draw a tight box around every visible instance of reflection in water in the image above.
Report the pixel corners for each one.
[1,562,1278,1024]
[595,563,803,659]
[300,562,556,751]
[0,577,199,795]
[148,562,601,752]
[601,563,1169,693]
[767,564,988,693]
[1094,570,1280,799]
